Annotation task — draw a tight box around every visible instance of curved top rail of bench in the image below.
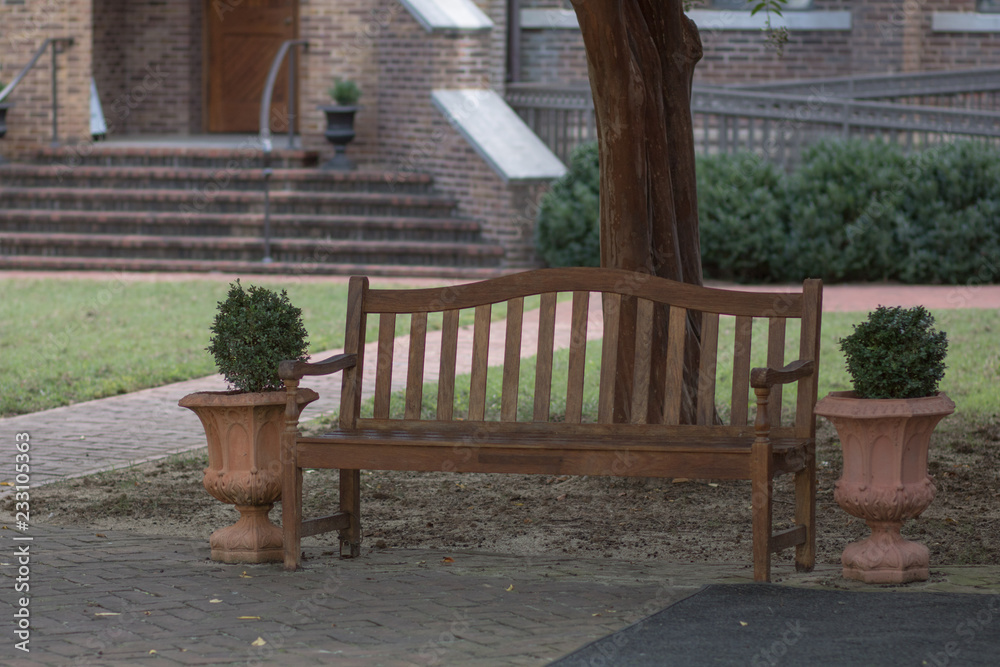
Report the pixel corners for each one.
[363,268,818,318]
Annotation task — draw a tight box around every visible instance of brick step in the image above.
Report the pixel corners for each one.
[0,232,504,267]
[0,255,507,279]
[34,145,320,169]
[0,187,459,217]
[0,210,484,243]
[0,165,432,194]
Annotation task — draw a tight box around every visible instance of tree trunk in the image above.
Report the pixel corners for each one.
[571,0,707,424]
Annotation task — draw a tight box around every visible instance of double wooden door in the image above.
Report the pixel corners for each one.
[207,0,298,133]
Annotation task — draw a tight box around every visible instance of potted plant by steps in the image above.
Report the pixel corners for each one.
[319,79,361,170]
[815,305,954,584]
[178,280,317,564]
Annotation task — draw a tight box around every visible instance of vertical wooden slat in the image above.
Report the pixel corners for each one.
[436,309,460,421]
[663,305,688,425]
[339,276,368,430]
[730,315,753,426]
[565,291,589,424]
[796,279,824,437]
[767,317,787,428]
[500,297,524,422]
[373,312,396,419]
[697,313,720,426]
[598,293,621,424]
[468,304,492,421]
[533,293,557,422]
[629,298,654,424]
[404,312,427,420]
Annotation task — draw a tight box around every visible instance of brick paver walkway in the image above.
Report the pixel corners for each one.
[2,276,998,665]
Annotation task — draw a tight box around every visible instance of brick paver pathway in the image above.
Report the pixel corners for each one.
[2,277,998,665]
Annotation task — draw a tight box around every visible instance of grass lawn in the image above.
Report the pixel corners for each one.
[2,276,996,421]
[0,277,543,417]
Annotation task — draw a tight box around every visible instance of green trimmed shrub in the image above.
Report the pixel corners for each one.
[784,139,908,283]
[839,305,948,399]
[533,139,999,285]
[535,142,601,267]
[696,152,788,282]
[896,141,1000,284]
[207,280,309,393]
[329,79,361,106]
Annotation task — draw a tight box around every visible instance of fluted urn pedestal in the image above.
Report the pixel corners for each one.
[179,388,318,563]
[815,391,954,584]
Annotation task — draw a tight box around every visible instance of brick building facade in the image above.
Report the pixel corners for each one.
[1,0,997,268]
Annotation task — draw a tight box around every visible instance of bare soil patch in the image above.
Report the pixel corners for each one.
[10,415,999,569]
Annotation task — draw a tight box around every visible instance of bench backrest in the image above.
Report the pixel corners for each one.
[339,268,822,439]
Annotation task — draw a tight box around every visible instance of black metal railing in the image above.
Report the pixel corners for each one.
[0,37,76,146]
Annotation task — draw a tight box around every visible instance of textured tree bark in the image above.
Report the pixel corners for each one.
[571,0,707,424]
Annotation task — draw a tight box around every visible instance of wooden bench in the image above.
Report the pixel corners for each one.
[279,267,823,581]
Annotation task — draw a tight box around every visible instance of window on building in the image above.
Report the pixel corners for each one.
[978,0,1000,12]
[710,0,814,9]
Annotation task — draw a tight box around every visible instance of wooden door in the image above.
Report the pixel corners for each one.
[207,0,298,133]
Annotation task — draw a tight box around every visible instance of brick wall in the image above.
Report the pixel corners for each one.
[0,0,93,159]
[102,0,200,135]
[374,1,542,267]
[909,0,1000,72]
[299,0,382,163]
[516,0,1000,87]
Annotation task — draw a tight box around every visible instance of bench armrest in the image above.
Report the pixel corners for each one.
[750,359,815,389]
[279,353,357,382]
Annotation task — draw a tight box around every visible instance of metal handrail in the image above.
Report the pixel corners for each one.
[258,39,309,154]
[258,39,308,264]
[0,37,75,145]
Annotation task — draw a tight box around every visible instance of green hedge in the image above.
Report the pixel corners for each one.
[534,142,601,268]
[534,139,1000,285]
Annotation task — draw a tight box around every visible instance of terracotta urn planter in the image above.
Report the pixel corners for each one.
[815,391,955,584]
[179,388,318,563]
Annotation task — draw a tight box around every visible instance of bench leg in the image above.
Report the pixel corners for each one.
[340,469,361,558]
[751,439,773,583]
[794,443,817,572]
[283,464,303,571]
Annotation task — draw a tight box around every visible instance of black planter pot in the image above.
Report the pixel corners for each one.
[319,105,357,170]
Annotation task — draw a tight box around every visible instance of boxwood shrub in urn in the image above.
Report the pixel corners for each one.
[815,305,954,583]
[319,79,361,170]
[179,281,318,563]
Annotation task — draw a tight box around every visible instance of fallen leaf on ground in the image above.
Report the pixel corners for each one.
[148,650,157,655]
[209,599,222,604]
[0,482,12,486]
[238,616,261,620]
[506,584,514,592]
[95,533,107,538]
[240,571,252,578]
[442,557,454,564]
[95,612,120,617]
[739,621,748,627]
[251,637,267,647]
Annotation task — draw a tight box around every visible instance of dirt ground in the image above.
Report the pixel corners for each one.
[12,412,998,573]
